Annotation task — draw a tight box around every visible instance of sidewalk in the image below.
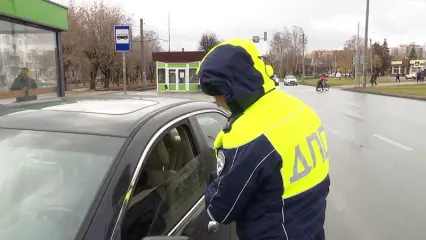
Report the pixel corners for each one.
[335,81,426,89]
[0,89,115,105]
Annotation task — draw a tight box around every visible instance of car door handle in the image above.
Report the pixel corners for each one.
[207,221,220,233]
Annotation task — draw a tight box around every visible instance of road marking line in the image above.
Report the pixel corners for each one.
[342,112,366,121]
[373,134,414,151]
[327,128,340,136]
[346,102,362,108]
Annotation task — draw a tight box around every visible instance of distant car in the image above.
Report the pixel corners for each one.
[0,95,236,240]
[335,72,342,78]
[284,75,298,86]
[117,34,128,40]
[405,72,417,79]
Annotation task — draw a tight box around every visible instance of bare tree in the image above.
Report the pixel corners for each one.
[267,27,308,76]
[61,0,85,89]
[343,35,364,53]
[79,0,132,89]
[61,0,162,90]
[198,33,219,52]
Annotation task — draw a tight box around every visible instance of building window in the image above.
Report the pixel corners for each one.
[157,69,165,83]
[189,68,198,83]
[0,19,58,103]
[392,67,401,74]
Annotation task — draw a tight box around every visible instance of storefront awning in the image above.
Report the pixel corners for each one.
[0,0,68,31]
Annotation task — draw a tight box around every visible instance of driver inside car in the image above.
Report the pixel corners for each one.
[122,170,165,240]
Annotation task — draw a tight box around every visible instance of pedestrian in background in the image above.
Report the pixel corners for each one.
[423,69,426,82]
[396,72,400,82]
[10,67,38,102]
[371,71,378,86]
[198,39,330,240]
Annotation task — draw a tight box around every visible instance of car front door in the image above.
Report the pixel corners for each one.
[145,110,235,240]
[107,109,234,240]
[190,111,238,240]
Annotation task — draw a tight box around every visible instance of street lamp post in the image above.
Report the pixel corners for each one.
[138,18,170,88]
[140,18,146,88]
[362,0,370,87]
[293,26,305,81]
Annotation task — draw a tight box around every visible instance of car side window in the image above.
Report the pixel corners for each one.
[121,123,203,240]
[148,124,206,236]
[195,112,228,148]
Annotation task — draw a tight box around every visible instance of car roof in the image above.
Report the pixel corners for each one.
[0,93,218,137]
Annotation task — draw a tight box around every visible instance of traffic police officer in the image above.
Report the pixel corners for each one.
[197,39,330,240]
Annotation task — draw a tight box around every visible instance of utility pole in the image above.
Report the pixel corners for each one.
[362,0,370,87]
[302,31,305,80]
[334,53,337,73]
[355,22,360,87]
[370,38,373,74]
[293,26,305,80]
[168,12,171,52]
[313,54,316,77]
[140,18,146,88]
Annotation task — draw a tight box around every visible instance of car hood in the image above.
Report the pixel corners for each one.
[197,39,275,115]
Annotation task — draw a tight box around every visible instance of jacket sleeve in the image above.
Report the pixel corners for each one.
[204,141,276,224]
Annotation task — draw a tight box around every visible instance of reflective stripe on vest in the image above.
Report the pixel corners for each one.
[214,90,329,199]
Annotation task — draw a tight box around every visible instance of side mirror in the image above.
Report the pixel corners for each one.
[142,237,193,240]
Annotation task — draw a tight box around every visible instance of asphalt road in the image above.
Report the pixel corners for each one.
[149,85,426,239]
[281,84,426,240]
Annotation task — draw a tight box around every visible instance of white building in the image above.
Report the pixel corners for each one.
[0,32,56,83]
[390,43,425,59]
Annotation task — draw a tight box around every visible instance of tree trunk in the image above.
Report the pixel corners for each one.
[89,63,99,89]
[64,74,68,91]
[103,69,111,89]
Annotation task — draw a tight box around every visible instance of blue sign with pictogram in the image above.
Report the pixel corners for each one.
[114,25,132,52]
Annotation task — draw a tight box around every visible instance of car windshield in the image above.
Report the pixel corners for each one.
[286,76,296,79]
[0,129,125,240]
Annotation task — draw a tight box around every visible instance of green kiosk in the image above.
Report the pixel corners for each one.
[152,51,207,92]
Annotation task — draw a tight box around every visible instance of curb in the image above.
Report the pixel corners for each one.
[341,88,426,101]
[95,87,156,91]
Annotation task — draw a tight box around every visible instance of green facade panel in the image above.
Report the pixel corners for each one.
[168,84,177,91]
[189,84,199,91]
[158,84,166,91]
[189,62,200,68]
[168,63,187,68]
[178,84,186,91]
[158,62,166,68]
[0,0,69,30]
[157,83,199,92]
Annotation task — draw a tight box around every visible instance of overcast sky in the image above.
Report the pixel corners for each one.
[58,0,426,54]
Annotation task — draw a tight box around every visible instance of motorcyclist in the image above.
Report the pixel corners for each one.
[197,39,330,240]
